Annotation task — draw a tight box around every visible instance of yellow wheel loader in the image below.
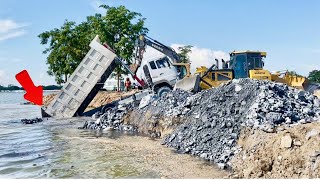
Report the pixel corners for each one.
[191,50,320,97]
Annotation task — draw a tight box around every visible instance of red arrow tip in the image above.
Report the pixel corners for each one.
[24,86,43,105]
[15,70,43,106]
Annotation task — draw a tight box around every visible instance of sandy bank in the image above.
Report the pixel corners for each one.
[43,90,139,110]
[231,121,320,178]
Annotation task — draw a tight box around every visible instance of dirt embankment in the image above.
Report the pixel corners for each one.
[43,90,139,109]
[231,122,320,178]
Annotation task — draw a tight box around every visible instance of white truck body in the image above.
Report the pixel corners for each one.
[43,35,118,118]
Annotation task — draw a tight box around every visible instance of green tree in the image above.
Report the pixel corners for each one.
[39,21,88,84]
[308,70,320,83]
[97,5,148,91]
[39,5,148,88]
[177,45,193,63]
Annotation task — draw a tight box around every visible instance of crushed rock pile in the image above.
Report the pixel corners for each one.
[162,78,320,168]
[81,78,320,170]
[137,89,193,117]
[82,89,193,136]
[81,102,138,132]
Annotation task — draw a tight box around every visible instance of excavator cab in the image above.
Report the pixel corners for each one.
[229,51,267,79]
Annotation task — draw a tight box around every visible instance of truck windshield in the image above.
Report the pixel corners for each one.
[156,57,170,68]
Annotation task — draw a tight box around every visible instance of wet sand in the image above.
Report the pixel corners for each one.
[46,118,228,178]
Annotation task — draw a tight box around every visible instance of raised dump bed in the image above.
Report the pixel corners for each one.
[43,35,118,118]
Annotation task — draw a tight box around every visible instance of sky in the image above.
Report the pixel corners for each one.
[0,0,319,86]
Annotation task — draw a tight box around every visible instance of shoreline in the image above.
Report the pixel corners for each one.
[0,90,61,93]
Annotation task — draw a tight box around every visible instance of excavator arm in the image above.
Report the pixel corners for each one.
[135,34,181,63]
[130,34,181,74]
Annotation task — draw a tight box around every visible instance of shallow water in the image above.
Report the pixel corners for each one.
[0,92,227,178]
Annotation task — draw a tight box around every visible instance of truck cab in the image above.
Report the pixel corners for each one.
[141,56,179,96]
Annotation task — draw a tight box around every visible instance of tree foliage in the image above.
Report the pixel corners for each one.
[308,70,320,83]
[177,45,193,63]
[39,5,148,85]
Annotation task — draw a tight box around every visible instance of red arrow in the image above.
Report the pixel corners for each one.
[15,70,43,106]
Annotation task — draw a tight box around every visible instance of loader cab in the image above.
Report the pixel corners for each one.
[229,51,266,79]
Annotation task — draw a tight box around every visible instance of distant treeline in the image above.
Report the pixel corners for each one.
[0,85,62,91]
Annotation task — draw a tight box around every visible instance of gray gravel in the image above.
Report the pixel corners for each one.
[162,78,320,168]
[81,102,138,132]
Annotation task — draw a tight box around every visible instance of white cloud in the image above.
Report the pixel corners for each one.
[0,19,28,41]
[0,30,26,41]
[171,44,229,73]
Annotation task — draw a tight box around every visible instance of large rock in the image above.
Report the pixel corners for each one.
[280,134,293,148]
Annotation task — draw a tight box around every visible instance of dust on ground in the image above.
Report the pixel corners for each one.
[231,122,320,178]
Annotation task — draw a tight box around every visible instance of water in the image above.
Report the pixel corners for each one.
[0,92,226,178]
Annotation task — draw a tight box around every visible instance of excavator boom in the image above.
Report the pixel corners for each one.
[131,34,181,74]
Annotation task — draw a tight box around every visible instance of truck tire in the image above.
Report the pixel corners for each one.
[157,86,171,97]
[101,103,115,113]
[143,65,153,88]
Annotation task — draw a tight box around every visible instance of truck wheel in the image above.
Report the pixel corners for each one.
[101,104,115,113]
[157,86,171,97]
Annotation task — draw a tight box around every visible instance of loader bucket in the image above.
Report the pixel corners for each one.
[174,75,201,93]
[281,73,306,89]
[271,72,309,90]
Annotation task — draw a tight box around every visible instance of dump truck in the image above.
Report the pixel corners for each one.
[42,35,148,118]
